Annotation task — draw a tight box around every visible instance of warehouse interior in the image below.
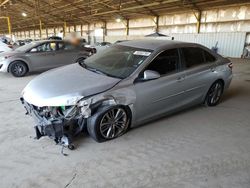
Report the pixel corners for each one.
[0,0,250,187]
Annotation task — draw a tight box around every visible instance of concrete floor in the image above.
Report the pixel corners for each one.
[0,58,250,188]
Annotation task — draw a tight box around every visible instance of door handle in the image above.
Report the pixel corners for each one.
[177,76,185,82]
[210,67,216,72]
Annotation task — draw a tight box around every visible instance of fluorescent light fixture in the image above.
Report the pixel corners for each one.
[22,12,27,17]
[115,18,121,23]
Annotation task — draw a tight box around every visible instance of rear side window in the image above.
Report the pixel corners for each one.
[182,47,205,68]
[57,42,75,51]
[146,49,180,75]
[204,50,216,62]
[182,47,216,68]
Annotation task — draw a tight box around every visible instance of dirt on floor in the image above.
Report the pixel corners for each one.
[0,58,250,188]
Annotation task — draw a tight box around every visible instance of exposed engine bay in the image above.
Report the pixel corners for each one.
[20,96,118,155]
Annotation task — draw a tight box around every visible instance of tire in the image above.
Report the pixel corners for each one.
[9,61,28,77]
[205,80,224,106]
[87,105,131,142]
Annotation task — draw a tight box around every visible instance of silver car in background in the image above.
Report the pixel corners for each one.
[21,39,233,149]
[0,40,93,77]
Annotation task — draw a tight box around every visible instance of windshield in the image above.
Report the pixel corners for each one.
[83,45,152,79]
[15,42,37,52]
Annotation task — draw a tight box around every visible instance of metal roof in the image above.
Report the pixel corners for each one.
[0,0,250,33]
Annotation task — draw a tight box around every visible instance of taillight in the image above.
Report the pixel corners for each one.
[228,62,233,69]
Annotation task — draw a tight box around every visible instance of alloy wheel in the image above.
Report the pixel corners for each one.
[100,108,128,139]
[208,82,223,105]
[12,63,24,76]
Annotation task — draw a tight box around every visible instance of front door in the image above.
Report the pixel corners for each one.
[134,48,187,123]
[27,42,58,70]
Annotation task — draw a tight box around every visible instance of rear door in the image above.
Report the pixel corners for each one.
[180,47,218,104]
[55,42,79,66]
[134,48,187,123]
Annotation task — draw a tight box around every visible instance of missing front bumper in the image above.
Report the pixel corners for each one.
[21,98,85,146]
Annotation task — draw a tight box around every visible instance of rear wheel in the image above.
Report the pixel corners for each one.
[9,61,28,77]
[87,105,131,142]
[205,81,224,106]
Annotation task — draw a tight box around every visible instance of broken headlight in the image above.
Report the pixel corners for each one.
[77,95,117,118]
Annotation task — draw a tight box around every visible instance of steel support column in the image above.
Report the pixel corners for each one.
[155,16,159,33]
[0,16,12,36]
[196,11,201,33]
[39,19,42,38]
[126,19,129,36]
[64,22,67,37]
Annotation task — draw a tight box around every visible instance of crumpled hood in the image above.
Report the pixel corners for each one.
[22,63,121,107]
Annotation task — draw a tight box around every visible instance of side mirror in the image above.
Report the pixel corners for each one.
[142,70,160,81]
[30,48,37,52]
[76,57,86,63]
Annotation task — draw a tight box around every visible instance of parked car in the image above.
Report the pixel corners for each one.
[21,39,233,149]
[0,41,12,53]
[79,38,88,47]
[48,36,62,40]
[0,40,93,77]
[114,40,129,44]
[15,40,26,46]
[93,42,112,52]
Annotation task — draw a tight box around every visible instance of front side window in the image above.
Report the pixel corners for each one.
[31,42,57,52]
[82,45,152,79]
[146,49,180,76]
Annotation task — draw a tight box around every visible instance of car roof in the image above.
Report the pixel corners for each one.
[117,39,197,51]
[34,40,63,44]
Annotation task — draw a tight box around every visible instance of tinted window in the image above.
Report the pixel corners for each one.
[182,47,205,68]
[146,49,179,75]
[32,42,56,52]
[204,50,216,62]
[57,42,75,50]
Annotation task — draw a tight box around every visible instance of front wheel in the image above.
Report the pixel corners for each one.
[205,81,224,106]
[9,61,28,77]
[87,105,131,142]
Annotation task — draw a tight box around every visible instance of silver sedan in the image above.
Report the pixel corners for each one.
[0,40,92,77]
[21,39,233,149]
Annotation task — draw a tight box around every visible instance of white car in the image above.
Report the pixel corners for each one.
[0,41,12,53]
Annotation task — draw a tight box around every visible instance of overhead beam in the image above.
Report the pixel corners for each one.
[134,0,158,17]
[84,0,180,17]
[0,0,10,7]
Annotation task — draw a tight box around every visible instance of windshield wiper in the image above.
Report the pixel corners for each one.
[79,61,122,79]
[87,67,107,76]
[79,62,107,76]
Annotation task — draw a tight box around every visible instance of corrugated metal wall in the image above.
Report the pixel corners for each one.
[105,32,246,58]
[171,32,246,58]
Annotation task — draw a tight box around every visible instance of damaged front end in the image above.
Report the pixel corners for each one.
[21,99,90,151]
[20,96,117,153]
